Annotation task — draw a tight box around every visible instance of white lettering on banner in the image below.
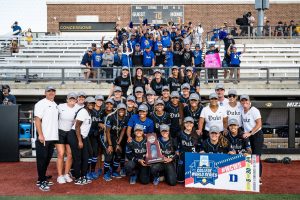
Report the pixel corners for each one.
[287,102,300,107]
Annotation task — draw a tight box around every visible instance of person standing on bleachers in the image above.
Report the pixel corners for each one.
[81,49,93,82]
[11,21,22,36]
[91,48,103,81]
[102,48,114,82]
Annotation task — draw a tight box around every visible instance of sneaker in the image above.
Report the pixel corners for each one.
[97,168,103,176]
[130,175,137,185]
[103,172,112,182]
[64,174,73,183]
[57,175,66,184]
[38,181,50,192]
[86,172,93,180]
[45,180,54,186]
[120,168,126,177]
[112,172,122,179]
[74,178,83,185]
[91,172,99,180]
[36,177,54,186]
[153,177,160,186]
[82,176,92,184]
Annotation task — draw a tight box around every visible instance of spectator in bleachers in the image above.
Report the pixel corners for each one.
[11,21,22,35]
[80,49,93,82]
[263,20,271,36]
[91,43,97,52]
[230,27,238,37]
[205,43,220,83]
[274,21,284,37]
[132,44,143,67]
[143,46,155,75]
[192,24,204,48]
[182,44,194,67]
[154,42,166,68]
[112,47,122,79]
[102,48,114,82]
[223,34,235,81]
[287,20,297,36]
[173,41,183,67]
[247,12,255,36]
[10,40,19,53]
[91,48,103,80]
[227,44,246,82]
[25,28,33,45]
[1,85,16,105]
[161,29,172,48]
[193,44,204,77]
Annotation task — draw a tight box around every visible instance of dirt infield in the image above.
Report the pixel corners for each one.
[0,161,299,196]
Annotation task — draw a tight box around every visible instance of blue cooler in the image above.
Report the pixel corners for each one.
[19,123,31,141]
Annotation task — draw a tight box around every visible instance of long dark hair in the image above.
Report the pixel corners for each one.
[133,67,145,85]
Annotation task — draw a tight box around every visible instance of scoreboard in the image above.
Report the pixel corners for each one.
[131,5,184,25]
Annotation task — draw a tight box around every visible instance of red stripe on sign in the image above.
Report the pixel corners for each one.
[218,161,246,174]
[185,177,194,185]
[256,155,260,163]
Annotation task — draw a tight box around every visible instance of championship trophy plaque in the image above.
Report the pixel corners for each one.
[145,133,164,164]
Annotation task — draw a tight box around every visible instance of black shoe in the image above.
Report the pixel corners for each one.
[74,177,84,186]
[38,181,50,192]
[36,180,54,186]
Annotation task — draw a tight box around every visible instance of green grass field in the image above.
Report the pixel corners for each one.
[1,195,300,200]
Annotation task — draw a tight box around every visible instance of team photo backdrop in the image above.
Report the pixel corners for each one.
[185,153,260,192]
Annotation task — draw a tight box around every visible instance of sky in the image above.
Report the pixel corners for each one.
[0,0,47,36]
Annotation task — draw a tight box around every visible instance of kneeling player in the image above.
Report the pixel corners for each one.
[125,124,150,185]
[150,124,177,186]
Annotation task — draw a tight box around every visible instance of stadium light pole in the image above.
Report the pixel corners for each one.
[255,0,269,36]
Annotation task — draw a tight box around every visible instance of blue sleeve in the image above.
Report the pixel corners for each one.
[127,115,136,128]
[148,119,154,133]
[151,51,155,59]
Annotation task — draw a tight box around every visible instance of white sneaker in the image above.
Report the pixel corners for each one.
[57,175,66,184]
[64,174,73,183]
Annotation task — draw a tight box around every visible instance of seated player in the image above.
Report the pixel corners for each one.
[200,125,235,154]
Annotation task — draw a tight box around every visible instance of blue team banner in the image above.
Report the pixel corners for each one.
[185,153,260,192]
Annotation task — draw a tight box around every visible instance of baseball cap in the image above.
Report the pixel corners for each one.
[145,45,151,49]
[215,83,225,90]
[127,95,136,102]
[228,89,237,96]
[135,87,144,93]
[209,125,220,133]
[114,86,122,92]
[181,83,190,90]
[135,43,140,46]
[153,69,161,74]
[240,94,250,101]
[162,86,170,91]
[170,91,180,98]
[45,86,56,92]
[138,104,148,112]
[186,66,193,72]
[117,103,127,110]
[195,44,200,48]
[134,124,144,132]
[157,42,163,46]
[146,89,155,95]
[95,94,104,101]
[171,66,179,70]
[88,48,93,52]
[189,93,200,101]
[209,93,218,99]
[105,98,114,104]
[122,32,127,37]
[78,91,86,97]
[184,116,194,123]
[67,92,77,99]
[122,66,129,71]
[155,99,165,106]
[228,118,239,126]
[160,124,170,132]
[85,96,96,103]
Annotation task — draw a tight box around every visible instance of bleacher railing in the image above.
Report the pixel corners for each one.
[1,66,300,85]
[206,25,299,41]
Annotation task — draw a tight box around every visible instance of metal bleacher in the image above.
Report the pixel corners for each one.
[0,35,300,81]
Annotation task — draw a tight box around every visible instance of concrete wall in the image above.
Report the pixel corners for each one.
[47,4,300,33]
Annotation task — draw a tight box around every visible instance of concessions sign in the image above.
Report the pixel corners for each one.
[59,22,115,32]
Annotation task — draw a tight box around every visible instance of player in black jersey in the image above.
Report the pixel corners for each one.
[145,89,156,116]
[86,95,104,180]
[183,66,200,94]
[177,117,202,183]
[150,69,168,96]
[110,86,126,108]
[110,66,131,97]
[150,124,177,186]
[183,93,203,130]
[226,119,252,155]
[125,124,150,185]
[126,95,137,118]
[134,86,146,108]
[132,67,149,93]
[160,86,171,108]
[200,126,235,154]
[103,103,129,181]
[179,83,190,107]
[168,66,184,93]
[151,99,171,136]
[165,91,184,139]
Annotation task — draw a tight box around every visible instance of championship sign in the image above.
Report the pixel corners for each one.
[204,53,221,68]
[185,153,260,192]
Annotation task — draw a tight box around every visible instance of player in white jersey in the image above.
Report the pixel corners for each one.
[56,92,78,184]
[240,94,263,185]
[224,89,243,128]
[198,93,228,140]
[215,83,229,107]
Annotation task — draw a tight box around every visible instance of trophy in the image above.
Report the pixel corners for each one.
[145,133,164,164]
